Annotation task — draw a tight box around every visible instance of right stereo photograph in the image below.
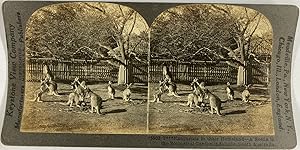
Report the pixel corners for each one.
[148,4,274,135]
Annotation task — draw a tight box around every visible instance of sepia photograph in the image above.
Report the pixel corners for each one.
[20,2,274,136]
[1,0,299,148]
[21,2,150,134]
[149,4,274,135]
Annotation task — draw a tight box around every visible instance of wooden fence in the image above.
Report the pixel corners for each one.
[26,58,119,82]
[149,59,237,84]
[248,61,271,85]
[26,58,270,85]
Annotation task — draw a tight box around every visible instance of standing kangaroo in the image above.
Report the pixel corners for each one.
[203,89,223,116]
[107,81,115,100]
[226,82,234,101]
[71,77,86,100]
[162,63,172,80]
[85,88,103,114]
[186,78,204,107]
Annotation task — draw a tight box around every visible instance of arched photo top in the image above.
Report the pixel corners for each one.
[25,2,149,62]
[150,4,273,65]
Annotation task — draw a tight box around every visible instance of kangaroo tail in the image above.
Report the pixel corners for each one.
[53,91,61,96]
[216,108,223,116]
[173,92,181,97]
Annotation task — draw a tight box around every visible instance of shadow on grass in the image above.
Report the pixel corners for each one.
[57,92,71,96]
[104,97,123,101]
[131,86,148,94]
[178,92,191,97]
[105,109,127,114]
[224,110,246,115]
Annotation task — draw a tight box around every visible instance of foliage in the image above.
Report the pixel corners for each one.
[26,2,149,65]
[150,4,272,66]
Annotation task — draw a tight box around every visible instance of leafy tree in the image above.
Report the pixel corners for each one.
[26,2,149,84]
[151,4,272,85]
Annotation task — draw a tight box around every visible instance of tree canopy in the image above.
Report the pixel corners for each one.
[150,4,273,65]
[26,2,149,65]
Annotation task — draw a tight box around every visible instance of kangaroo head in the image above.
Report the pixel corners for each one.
[227,82,231,86]
[126,83,132,89]
[159,80,164,86]
[108,81,112,85]
[74,77,79,81]
[199,82,205,89]
[71,79,79,88]
[193,78,198,83]
[40,79,44,84]
[245,84,252,90]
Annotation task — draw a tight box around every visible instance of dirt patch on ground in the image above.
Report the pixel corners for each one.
[21,82,148,134]
[21,82,274,135]
[148,83,274,135]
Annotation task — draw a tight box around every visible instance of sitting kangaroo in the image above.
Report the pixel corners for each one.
[64,92,83,108]
[123,83,133,102]
[242,84,251,102]
[33,81,48,102]
[151,81,165,103]
[41,79,60,96]
[165,81,180,97]
[163,75,180,97]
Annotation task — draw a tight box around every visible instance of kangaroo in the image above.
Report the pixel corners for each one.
[33,81,48,102]
[163,75,180,97]
[242,84,251,102]
[63,92,83,107]
[71,77,86,99]
[226,82,234,101]
[165,81,180,97]
[151,81,164,103]
[40,79,60,96]
[123,83,133,102]
[186,78,204,107]
[43,64,54,80]
[107,81,115,100]
[162,63,172,80]
[33,91,44,102]
[85,88,103,114]
[203,89,223,116]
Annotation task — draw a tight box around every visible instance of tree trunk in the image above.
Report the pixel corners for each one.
[118,64,127,85]
[237,65,245,86]
[117,59,132,85]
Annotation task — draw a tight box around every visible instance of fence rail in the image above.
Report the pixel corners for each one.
[26,58,270,85]
[26,58,118,82]
[149,60,237,84]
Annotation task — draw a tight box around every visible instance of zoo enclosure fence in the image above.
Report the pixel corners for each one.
[26,58,270,85]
